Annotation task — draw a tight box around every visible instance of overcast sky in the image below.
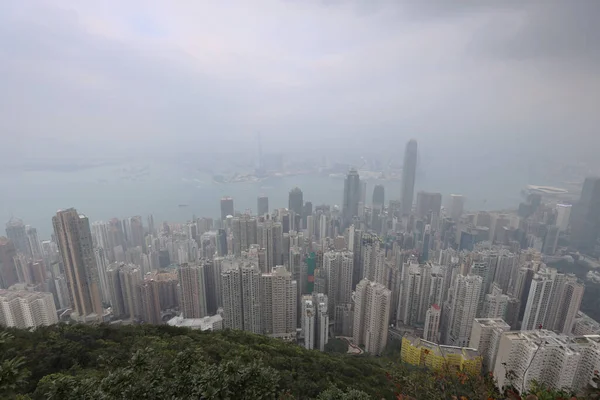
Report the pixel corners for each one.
[1,1,599,164]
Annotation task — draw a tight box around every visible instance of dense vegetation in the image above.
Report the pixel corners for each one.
[0,324,395,399]
[0,323,598,399]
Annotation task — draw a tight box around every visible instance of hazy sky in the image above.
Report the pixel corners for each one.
[1,1,599,163]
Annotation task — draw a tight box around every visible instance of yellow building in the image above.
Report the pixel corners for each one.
[401,335,482,375]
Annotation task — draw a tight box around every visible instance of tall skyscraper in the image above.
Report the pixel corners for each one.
[361,239,385,285]
[521,271,554,330]
[492,251,517,294]
[470,257,498,316]
[449,194,465,221]
[140,270,179,324]
[342,168,361,228]
[138,280,162,325]
[445,274,482,347]
[257,195,269,216]
[371,185,385,234]
[0,290,58,328]
[423,304,441,342]
[231,215,258,256]
[416,191,442,220]
[220,260,262,333]
[352,279,391,355]
[5,217,30,258]
[373,185,385,209]
[0,237,18,289]
[555,203,572,232]
[178,263,208,319]
[261,221,282,272]
[303,292,329,351]
[261,266,297,339]
[302,296,315,350]
[203,258,221,315]
[220,197,235,221]
[288,187,304,218]
[554,279,584,334]
[482,284,509,319]
[106,262,142,320]
[570,177,600,252]
[323,250,353,317]
[53,208,103,322]
[542,225,560,255]
[147,214,156,236]
[469,318,510,372]
[400,139,418,216]
[126,216,145,250]
[397,259,446,326]
[26,226,43,260]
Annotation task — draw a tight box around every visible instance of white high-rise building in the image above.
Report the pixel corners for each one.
[398,259,447,327]
[231,215,258,257]
[178,263,208,319]
[323,250,353,316]
[301,293,329,351]
[482,284,509,318]
[313,293,329,351]
[555,203,572,232]
[469,318,511,372]
[220,259,262,333]
[302,296,315,350]
[319,214,327,243]
[361,240,385,285]
[0,290,58,328]
[94,248,111,304]
[241,264,262,334]
[554,279,584,334]
[261,266,297,339]
[262,221,282,272]
[445,274,482,347]
[493,330,600,394]
[26,226,43,261]
[423,304,441,342]
[521,270,555,331]
[220,260,243,330]
[352,279,391,355]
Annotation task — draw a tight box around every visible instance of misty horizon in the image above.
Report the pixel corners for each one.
[1,1,599,164]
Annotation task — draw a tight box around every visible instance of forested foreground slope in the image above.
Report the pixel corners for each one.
[0,324,597,399]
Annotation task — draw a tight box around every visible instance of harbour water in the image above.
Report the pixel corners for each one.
[1,161,532,239]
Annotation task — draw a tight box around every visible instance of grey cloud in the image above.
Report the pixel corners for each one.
[0,0,599,168]
[471,2,600,66]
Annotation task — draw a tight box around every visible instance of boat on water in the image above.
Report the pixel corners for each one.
[178,204,189,208]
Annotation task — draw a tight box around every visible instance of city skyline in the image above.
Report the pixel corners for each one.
[3,1,600,396]
[1,153,600,392]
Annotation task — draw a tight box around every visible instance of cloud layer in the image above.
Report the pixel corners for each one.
[1,0,599,163]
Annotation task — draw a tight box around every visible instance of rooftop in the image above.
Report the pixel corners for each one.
[404,334,480,360]
[167,314,223,331]
[475,318,511,328]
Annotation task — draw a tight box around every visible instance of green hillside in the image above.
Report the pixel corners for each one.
[0,324,396,399]
[0,324,596,399]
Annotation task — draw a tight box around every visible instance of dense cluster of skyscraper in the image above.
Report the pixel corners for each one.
[1,139,600,391]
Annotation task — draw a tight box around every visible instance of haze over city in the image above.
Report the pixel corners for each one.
[2,2,600,399]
